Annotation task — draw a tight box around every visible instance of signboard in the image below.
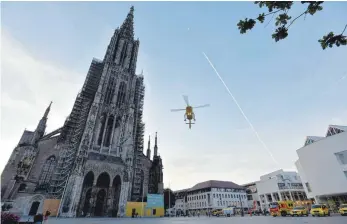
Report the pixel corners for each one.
[247,186,257,194]
[146,194,164,208]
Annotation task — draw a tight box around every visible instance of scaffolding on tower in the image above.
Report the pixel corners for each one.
[49,59,104,199]
[131,75,146,200]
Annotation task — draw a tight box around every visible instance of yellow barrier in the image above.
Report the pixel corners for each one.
[125,202,164,217]
[43,199,60,216]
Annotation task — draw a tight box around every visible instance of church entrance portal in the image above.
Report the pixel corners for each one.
[94,172,110,217]
[95,189,106,216]
[112,175,122,217]
[28,201,40,216]
[80,171,94,216]
[79,171,123,217]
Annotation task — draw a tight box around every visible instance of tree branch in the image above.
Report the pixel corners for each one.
[341,24,347,35]
[265,12,277,28]
[264,9,282,17]
[287,11,307,29]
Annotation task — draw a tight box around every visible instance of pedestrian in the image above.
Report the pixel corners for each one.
[43,210,51,223]
[33,213,43,224]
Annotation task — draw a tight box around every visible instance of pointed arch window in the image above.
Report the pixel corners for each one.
[116,82,126,107]
[104,76,116,105]
[98,115,107,146]
[39,156,56,185]
[104,115,114,147]
[120,42,128,66]
[115,117,122,129]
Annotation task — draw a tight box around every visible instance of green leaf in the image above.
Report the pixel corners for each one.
[275,13,292,26]
[306,1,324,15]
[262,1,294,12]
[237,18,256,34]
[272,26,289,42]
[318,32,347,50]
[257,13,265,23]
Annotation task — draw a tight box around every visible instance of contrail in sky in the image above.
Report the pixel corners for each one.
[202,52,279,167]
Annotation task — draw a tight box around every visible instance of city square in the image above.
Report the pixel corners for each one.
[32,216,347,224]
[1,1,347,224]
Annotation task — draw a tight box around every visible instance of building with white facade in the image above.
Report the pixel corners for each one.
[173,189,188,215]
[174,180,248,215]
[242,181,260,210]
[295,125,347,207]
[248,170,308,210]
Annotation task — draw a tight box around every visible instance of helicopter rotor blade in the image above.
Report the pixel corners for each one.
[193,104,210,109]
[171,108,186,112]
[183,95,190,106]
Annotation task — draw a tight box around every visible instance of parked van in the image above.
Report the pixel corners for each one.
[223,207,235,217]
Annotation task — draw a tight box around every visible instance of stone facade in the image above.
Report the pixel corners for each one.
[1,103,57,216]
[1,7,164,218]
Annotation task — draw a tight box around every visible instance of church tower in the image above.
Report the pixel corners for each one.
[153,132,158,157]
[146,136,151,159]
[148,132,164,194]
[54,7,146,217]
[31,102,52,145]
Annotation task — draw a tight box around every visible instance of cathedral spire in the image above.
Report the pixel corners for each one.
[146,135,151,160]
[44,101,52,118]
[154,132,158,157]
[31,101,52,144]
[119,6,135,40]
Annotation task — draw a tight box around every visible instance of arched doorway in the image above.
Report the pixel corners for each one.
[96,172,110,188]
[95,189,106,216]
[94,172,110,217]
[112,175,121,217]
[80,171,94,216]
[82,188,92,216]
[28,201,40,216]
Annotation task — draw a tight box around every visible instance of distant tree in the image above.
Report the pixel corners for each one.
[163,188,176,210]
[237,1,347,50]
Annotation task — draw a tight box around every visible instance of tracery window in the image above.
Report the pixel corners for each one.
[116,82,126,107]
[104,115,114,147]
[18,184,27,192]
[104,77,116,104]
[97,115,107,146]
[120,42,128,66]
[39,156,56,185]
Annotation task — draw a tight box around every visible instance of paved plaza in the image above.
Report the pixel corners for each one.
[40,215,346,224]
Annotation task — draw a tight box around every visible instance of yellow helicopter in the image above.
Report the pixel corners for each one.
[171,95,210,129]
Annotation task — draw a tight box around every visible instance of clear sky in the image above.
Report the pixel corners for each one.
[1,1,347,191]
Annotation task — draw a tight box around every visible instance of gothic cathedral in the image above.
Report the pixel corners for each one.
[1,7,164,218]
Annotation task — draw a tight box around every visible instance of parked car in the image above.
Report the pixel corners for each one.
[339,204,347,216]
[222,207,235,217]
[310,204,330,217]
[290,206,309,217]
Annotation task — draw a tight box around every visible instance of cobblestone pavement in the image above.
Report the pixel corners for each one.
[41,215,346,224]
